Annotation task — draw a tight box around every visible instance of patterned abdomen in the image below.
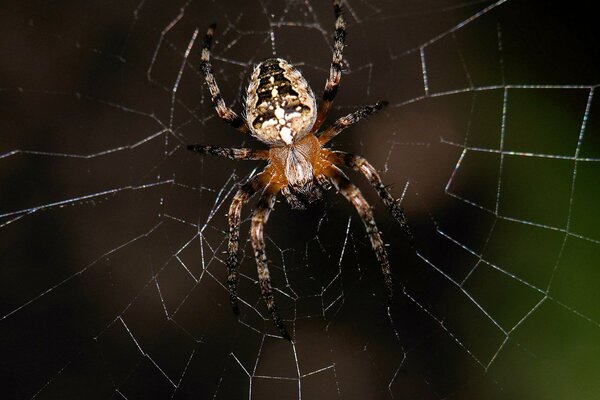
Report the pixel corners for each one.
[245,58,316,145]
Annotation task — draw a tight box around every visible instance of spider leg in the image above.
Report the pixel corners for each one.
[324,165,394,301]
[250,187,291,340]
[318,101,388,145]
[227,173,269,314]
[330,151,414,247]
[281,186,306,210]
[201,24,250,133]
[310,0,346,133]
[187,144,268,160]
[316,174,333,191]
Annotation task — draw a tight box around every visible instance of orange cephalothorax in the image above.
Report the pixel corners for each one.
[267,134,322,188]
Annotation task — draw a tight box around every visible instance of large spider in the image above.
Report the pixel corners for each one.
[188,0,413,340]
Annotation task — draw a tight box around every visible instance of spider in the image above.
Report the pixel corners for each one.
[188,0,413,340]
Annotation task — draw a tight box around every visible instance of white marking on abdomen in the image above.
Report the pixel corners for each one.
[280,126,293,144]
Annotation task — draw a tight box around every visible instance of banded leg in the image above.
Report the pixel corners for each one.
[318,101,388,144]
[325,165,394,301]
[201,24,249,133]
[250,189,291,340]
[187,144,268,160]
[331,151,414,247]
[316,173,333,191]
[281,186,305,210]
[227,173,268,314]
[311,0,346,133]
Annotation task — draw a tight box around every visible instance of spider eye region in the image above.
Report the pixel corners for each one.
[246,58,316,145]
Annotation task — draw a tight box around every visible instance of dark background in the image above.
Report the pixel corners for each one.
[1,1,599,399]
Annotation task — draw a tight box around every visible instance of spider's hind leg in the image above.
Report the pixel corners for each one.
[311,0,346,133]
[318,101,388,145]
[200,24,250,134]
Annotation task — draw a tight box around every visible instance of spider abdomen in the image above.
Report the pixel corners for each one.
[246,58,317,145]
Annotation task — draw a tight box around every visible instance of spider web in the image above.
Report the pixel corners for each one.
[1,0,599,399]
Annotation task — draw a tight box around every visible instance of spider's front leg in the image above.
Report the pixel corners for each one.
[250,187,291,340]
[330,151,414,247]
[226,173,267,314]
[324,165,394,301]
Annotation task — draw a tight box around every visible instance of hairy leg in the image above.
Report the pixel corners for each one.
[250,188,291,340]
[200,24,249,133]
[226,173,268,313]
[311,0,346,133]
[318,101,388,144]
[330,151,414,247]
[325,165,394,301]
[187,144,268,160]
[281,186,305,210]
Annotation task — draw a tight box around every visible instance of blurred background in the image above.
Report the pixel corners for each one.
[1,0,598,399]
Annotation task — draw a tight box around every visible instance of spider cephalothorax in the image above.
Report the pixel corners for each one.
[189,0,414,340]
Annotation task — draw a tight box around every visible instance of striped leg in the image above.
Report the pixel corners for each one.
[325,165,394,301]
[311,0,346,133]
[331,151,414,247]
[201,24,249,133]
[187,144,268,160]
[227,174,268,314]
[250,189,291,340]
[318,101,388,144]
